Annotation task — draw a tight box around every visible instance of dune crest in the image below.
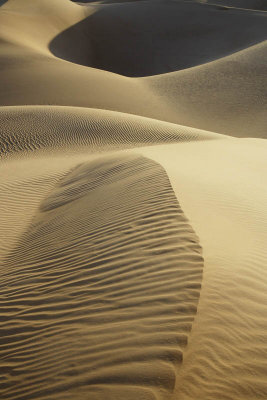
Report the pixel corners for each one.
[1,155,203,400]
[0,105,222,158]
[0,0,267,399]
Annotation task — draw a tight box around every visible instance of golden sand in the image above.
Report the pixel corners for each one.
[0,1,266,399]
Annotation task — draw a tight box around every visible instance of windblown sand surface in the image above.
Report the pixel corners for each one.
[0,0,266,399]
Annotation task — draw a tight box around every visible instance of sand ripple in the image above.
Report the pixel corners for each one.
[1,154,203,400]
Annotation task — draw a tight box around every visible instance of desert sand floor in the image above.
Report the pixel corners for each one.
[0,0,267,399]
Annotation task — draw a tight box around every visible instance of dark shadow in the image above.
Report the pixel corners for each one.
[204,0,267,11]
[71,0,100,3]
[71,0,147,3]
[50,0,267,77]
[0,0,9,6]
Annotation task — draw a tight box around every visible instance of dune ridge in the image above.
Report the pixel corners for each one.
[0,105,222,158]
[1,154,203,400]
[0,0,266,137]
[140,139,267,399]
[0,0,267,399]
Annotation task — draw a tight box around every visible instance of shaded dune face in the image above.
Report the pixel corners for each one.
[50,1,267,77]
[201,0,267,11]
[1,154,203,400]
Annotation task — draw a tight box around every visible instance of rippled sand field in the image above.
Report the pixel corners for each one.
[0,1,267,399]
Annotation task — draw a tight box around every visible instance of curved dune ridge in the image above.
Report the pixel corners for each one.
[1,154,203,400]
[141,140,267,400]
[0,0,266,137]
[0,0,267,399]
[0,106,221,158]
[51,0,267,76]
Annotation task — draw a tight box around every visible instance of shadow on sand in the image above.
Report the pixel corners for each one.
[0,0,9,6]
[50,0,267,77]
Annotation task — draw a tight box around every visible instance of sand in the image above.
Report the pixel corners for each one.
[0,0,266,399]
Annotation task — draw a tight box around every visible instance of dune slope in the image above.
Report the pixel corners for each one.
[0,105,221,158]
[0,0,267,399]
[1,154,203,400]
[0,0,266,137]
[51,0,267,77]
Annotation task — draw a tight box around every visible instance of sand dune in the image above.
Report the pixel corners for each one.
[1,154,203,399]
[0,0,267,399]
[0,0,266,137]
[141,139,267,399]
[0,105,221,158]
[51,0,267,76]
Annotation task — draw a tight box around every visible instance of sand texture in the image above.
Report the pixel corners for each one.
[0,0,267,399]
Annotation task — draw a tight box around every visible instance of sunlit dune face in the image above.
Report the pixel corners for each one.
[0,0,267,399]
